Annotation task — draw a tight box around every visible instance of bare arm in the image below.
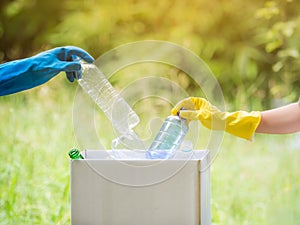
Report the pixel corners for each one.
[256,101,300,134]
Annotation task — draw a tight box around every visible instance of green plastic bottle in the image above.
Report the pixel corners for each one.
[68,149,84,160]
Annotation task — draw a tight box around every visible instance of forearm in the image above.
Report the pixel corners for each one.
[0,59,34,96]
[256,102,300,134]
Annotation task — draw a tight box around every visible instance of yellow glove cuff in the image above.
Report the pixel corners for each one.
[225,111,261,140]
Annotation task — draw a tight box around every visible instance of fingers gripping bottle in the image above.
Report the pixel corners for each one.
[78,63,140,135]
[146,115,189,159]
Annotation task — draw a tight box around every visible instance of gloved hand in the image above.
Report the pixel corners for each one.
[0,46,94,96]
[171,97,261,140]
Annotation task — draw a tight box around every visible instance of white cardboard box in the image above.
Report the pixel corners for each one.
[70,150,211,225]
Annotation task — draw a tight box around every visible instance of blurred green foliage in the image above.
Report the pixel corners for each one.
[1,1,300,224]
[1,0,300,109]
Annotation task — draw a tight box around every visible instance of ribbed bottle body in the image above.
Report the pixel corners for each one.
[146,116,189,159]
[78,64,140,134]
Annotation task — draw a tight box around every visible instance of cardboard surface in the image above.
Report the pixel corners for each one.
[71,150,211,225]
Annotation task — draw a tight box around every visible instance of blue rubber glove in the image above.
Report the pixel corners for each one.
[0,46,94,96]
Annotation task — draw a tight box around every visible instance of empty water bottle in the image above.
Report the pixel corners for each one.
[146,115,189,159]
[78,63,140,134]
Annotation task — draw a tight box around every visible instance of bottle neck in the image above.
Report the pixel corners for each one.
[69,149,84,159]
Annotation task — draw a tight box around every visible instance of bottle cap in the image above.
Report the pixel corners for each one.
[68,148,84,159]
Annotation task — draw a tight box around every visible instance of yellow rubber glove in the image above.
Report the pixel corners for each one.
[171,97,261,140]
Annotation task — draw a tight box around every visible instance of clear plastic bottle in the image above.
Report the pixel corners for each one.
[78,63,140,134]
[146,115,189,159]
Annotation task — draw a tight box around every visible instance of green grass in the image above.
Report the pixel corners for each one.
[0,77,300,224]
[211,134,300,225]
[0,77,74,225]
